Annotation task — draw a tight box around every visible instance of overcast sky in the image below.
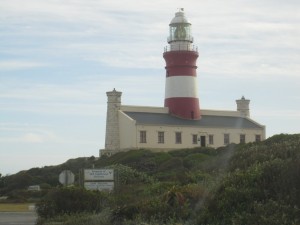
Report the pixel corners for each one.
[1,0,299,175]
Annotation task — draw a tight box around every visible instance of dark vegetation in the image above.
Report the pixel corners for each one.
[0,134,300,224]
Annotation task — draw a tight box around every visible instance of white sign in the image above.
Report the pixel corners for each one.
[84,181,114,191]
[84,169,114,181]
[59,170,75,186]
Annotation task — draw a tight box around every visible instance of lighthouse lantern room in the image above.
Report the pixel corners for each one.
[163,9,201,120]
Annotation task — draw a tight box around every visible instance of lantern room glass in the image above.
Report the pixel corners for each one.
[169,23,192,42]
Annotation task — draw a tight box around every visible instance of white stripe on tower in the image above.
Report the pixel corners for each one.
[165,76,199,98]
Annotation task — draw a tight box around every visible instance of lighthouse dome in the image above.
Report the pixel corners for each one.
[170,9,190,25]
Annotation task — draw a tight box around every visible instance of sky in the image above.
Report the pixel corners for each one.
[0,0,299,175]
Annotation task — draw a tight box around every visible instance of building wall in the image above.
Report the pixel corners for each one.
[118,113,265,150]
[135,125,264,150]
[119,110,137,149]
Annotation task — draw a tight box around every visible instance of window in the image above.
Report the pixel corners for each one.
[158,131,164,144]
[209,135,214,145]
[175,132,182,144]
[140,131,146,143]
[240,134,246,144]
[224,133,230,145]
[255,135,261,142]
[192,134,198,144]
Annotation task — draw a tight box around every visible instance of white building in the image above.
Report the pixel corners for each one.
[100,10,265,156]
[100,90,265,156]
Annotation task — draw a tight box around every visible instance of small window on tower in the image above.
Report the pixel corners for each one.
[140,131,147,143]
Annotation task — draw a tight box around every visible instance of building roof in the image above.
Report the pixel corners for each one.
[123,111,263,129]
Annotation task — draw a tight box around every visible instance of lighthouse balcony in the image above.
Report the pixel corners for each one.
[164,44,198,52]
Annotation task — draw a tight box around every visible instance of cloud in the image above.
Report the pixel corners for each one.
[199,52,300,79]
[2,0,299,73]
[0,82,97,101]
[21,133,45,143]
[0,60,48,70]
[255,109,300,118]
[0,124,58,144]
[0,73,165,117]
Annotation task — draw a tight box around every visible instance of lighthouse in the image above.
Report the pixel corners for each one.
[100,9,266,157]
[163,9,201,120]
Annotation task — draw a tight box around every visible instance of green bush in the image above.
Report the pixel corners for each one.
[198,134,300,225]
[183,153,209,169]
[106,164,155,185]
[36,187,108,219]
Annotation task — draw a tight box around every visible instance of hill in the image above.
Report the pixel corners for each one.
[0,145,229,201]
[1,133,300,225]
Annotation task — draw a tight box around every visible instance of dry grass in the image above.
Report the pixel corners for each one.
[0,203,34,212]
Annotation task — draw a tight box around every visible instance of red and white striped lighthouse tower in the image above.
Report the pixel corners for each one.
[163,9,201,120]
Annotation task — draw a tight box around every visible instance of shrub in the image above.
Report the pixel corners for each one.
[36,187,108,219]
[197,134,300,225]
[183,153,209,169]
[106,164,155,185]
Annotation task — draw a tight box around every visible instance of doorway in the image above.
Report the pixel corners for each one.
[200,136,206,147]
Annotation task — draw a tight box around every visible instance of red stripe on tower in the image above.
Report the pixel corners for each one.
[163,9,201,120]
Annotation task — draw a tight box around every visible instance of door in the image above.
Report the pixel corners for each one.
[200,136,206,147]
